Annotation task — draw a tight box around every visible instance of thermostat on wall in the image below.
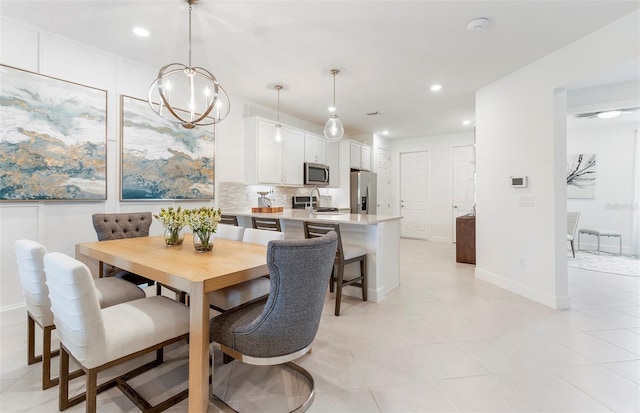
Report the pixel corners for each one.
[510,176,528,188]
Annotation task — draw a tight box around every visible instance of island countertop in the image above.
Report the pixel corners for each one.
[223,209,402,225]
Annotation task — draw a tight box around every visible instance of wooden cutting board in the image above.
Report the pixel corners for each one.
[251,206,284,213]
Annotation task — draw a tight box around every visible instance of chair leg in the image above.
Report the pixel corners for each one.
[42,325,58,390]
[86,369,98,413]
[59,346,70,411]
[329,266,335,293]
[360,257,367,302]
[335,265,344,316]
[156,282,162,296]
[570,240,575,258]
[27,315,40,365]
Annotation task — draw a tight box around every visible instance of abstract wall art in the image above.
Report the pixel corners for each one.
[0,64,107,201]
[120,95,214,200]
[567,153,596,199]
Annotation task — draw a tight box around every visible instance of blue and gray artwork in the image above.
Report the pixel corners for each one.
[120,96,214,200]
[0,65,107,200]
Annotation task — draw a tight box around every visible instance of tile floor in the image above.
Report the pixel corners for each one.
[0,239,638,412]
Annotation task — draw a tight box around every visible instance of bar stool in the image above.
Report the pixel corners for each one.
[252,216,282,232]
[303,221,367,316]
[220,214,239,226]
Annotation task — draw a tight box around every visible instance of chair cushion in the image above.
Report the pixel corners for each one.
[87,296,190,369]
[94,277,146,308]
[343,244,366,260]
[209,277,270,311]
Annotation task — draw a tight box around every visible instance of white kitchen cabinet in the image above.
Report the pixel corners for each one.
[304,133,326,164]
[345,140,371,171]
[282,128,305,185]
[245,117,305,186]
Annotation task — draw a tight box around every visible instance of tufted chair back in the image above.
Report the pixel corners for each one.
[92,212,152,241]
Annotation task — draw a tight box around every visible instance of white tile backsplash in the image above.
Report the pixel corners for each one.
[218,182,333,212]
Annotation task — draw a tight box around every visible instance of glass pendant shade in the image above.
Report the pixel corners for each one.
[324,114,344,142]
[274,124,283,143]
[324,68,344,142]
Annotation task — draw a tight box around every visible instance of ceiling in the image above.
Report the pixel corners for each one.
[2,1,639,139]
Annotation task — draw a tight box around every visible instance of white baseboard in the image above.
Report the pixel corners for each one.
[0,303,25,326]
[475,268,571,310]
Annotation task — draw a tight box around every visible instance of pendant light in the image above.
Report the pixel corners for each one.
[148,0,230,129]
[274,84,283,143]
[324,69,344,142]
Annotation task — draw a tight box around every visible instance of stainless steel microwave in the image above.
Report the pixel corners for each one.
[304,162,330,186]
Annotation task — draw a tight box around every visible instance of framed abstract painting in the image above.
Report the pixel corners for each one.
[567,153,596,199]
[0,64,107,201]
[120,95,215,200]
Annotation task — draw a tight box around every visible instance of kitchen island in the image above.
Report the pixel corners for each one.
[226,210,402,302]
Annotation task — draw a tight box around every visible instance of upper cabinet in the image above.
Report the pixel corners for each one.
[304,133,326,165]
[344,140,371,171]
[244,117,304,186]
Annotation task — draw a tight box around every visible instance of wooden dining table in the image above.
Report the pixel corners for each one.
[75,234,269,412]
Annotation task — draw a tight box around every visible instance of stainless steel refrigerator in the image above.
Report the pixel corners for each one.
[350,171,377,214]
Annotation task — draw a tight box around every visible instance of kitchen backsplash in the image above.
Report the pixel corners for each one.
[218,182,333,211]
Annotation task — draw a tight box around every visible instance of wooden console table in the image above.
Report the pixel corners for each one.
[456,215,476,264]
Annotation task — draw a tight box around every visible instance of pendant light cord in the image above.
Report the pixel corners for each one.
[188,3,192,68]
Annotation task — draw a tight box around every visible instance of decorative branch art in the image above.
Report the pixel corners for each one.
[120,95,214,200]
[567,153,596,199]
[0,64,107,201]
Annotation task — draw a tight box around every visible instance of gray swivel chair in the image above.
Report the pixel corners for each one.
[91,212,186,302]
[209,232,338,412]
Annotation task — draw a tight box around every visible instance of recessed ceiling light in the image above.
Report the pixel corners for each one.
[382,130,389,135]
[133,27,150,37]
[596,110,622,119]
[467,18,490,31]
[462,120,471,126]
[430,84,442,92]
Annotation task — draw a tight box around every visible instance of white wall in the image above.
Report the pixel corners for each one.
[567,122,639,254]
[0,18,331,324]
[475,10,640,309]
[390,132,474,242]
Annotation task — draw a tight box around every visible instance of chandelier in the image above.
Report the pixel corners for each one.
[148,0,229,129]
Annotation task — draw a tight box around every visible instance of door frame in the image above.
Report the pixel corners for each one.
[451,143,476,243]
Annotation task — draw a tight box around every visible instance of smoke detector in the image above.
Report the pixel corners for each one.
[467,18,490,31]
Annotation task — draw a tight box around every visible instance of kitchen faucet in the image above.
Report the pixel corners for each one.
[309,186,320,215]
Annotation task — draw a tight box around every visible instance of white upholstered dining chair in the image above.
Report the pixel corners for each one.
[208,228,284,312]
[15,239,146,390]
[567,211,581,258]
[43,252,190,413]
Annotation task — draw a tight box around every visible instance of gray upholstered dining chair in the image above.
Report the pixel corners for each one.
[209,232,338,412]
[44,252,190,413]
[91,212,187,302]
[15,239,146,390]
[304,221,367,316]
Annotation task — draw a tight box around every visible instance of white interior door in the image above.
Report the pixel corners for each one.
[400,151,430,239]
[375,146,391,215]
[452,144,476,242]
